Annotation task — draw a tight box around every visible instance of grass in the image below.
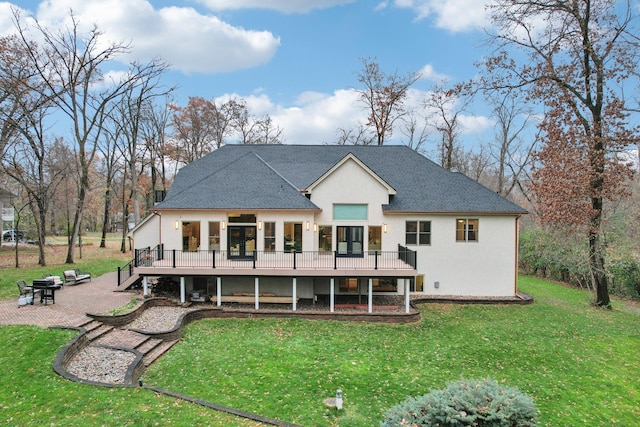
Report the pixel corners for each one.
[0,327,266,426]
[142,277,640,426]
[0,270,638,426]
[0,233,131,300]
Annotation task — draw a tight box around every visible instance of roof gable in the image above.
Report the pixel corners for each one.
[305,153,396,196]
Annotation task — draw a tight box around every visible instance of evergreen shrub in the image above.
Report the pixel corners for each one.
[381,378,537,427]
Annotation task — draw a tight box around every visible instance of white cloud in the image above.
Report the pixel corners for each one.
[417,64,449,82]
[196,0,354,14]
[1,0,280,74]
[374,1,389,12]
[392,0,489,32]
[220,87,491,146]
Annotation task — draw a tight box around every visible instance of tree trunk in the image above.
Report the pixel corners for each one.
[100,186,111,248]
[36,202,47,266]
[589,198,611,308]
[65,176,87,264]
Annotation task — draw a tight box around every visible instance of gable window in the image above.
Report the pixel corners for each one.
[264,222,275,252]
[456,219,479,242]
[333,204,367,220]
[405,221,431,245]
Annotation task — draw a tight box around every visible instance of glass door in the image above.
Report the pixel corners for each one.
[336,226,364,257]
[228,226,256,259]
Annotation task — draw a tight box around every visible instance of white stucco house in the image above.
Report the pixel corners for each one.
[129,145,527,313]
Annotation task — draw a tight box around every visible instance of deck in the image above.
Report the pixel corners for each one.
[132,247,417,278]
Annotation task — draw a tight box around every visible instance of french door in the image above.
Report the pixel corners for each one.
[336,226,364,257]
[228,226,256,259]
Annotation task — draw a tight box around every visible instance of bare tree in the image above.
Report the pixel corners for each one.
[140,98,172,205]
[355,57,420,145]
[486,91,536,197]
[334,122,375,146]
[10,9,167,263]
[112,60,171,224]
[483,0,640,307]
[424,83,472,171]
[399,111,429,154]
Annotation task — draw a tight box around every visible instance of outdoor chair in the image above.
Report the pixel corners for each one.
[63,269,92,285]
[17,280,40,305]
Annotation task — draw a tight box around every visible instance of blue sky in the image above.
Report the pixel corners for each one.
[2,0,503,148]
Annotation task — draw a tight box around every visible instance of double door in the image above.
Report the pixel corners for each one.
[336,226,364,257]
[228,226,256,259]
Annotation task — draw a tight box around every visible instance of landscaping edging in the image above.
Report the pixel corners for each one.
[52,326,144,388]
[87,297,175,327]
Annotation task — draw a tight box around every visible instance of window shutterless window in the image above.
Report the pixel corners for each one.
[456,219,479,242]
[406,221,431,245]
[263,222,275,252]
[318,225,332,252]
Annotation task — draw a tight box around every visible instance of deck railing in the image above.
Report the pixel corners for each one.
[117,260,134,286]
[133,245,417,271]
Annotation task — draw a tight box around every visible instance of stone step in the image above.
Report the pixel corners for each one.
[135,337,163,355]
[93,329,149,349]
[78,319,102,332]
[143,340,178,366]
[86,324,114,341]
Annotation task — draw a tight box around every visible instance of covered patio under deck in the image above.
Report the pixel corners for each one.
[134,247,417,314]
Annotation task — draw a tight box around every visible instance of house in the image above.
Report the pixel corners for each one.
[0,188,17,246]
[130,145,527,313]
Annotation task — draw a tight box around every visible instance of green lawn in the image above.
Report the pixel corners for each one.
[1,276,638,426]
[0,237,130,300]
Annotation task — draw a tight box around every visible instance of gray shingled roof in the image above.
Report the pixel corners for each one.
[155,144,527,214]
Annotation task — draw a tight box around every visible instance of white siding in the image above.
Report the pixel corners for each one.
[385,215,518,297]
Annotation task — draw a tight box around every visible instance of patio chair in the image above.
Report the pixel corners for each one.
[17,280,40,305]
[63,269,92,285]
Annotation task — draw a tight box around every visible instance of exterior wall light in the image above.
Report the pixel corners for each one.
[258,221,262,230]
[175,220,180,230]
[221,220,226,230]
[383,223,388,233]
[313,223,317,232]
[306,221,310,230]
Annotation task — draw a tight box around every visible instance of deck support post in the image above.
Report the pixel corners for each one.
[368,278,373,313]
[143,276,149,297]
[255,277,260,310]
[405,279,411,313]
[292,278,297,311]
[180,277,185,303]
[216,276,221,306]
[330,278,335,312]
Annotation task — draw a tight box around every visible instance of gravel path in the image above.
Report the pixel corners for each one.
[124,306,197,332]
[67,346,137,384]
